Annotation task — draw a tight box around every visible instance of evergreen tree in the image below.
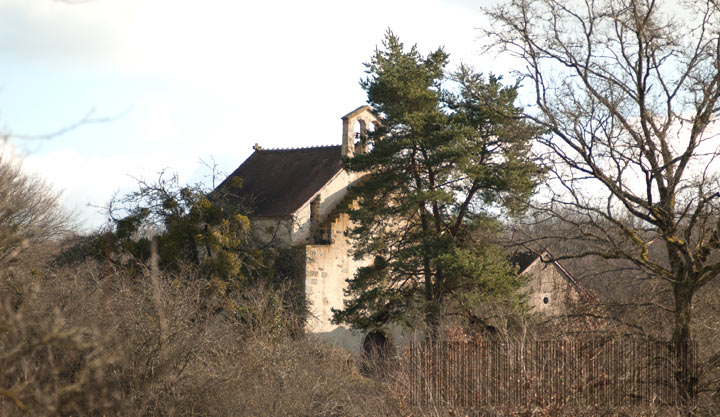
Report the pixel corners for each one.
[332,32,543,334]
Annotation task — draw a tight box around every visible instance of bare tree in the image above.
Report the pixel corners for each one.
[486,0,720,409]
[0,155,71,263]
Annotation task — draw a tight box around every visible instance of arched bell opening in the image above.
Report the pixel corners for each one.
[354,119,370,155]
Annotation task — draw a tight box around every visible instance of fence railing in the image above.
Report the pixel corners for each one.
[407,337,697,409]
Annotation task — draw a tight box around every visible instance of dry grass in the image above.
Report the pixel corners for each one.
[4,242,719,416]
[0,246,389,416]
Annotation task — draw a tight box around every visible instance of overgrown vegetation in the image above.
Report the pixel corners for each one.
[0,155,71,263]
[0,251,388,416]
[6,1,720,412]
[0,158,373,416]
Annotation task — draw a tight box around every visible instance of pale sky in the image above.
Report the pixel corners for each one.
[0,0,509,230]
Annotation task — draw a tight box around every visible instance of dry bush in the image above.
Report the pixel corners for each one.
[0,252,381,416]
[0,157,385,416]
[0,156,72,263]
[7,242,712,416]
[230,337,371,417]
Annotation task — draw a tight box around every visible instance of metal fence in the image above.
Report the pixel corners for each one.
[407,337,697,409]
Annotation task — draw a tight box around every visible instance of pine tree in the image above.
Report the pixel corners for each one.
[332,31,543,334]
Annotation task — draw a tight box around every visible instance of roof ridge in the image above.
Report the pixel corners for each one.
[254,144,341,153]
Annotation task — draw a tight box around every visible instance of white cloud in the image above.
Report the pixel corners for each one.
[22,146,201,230]
[1,0,512,230]
[0,0,138,70]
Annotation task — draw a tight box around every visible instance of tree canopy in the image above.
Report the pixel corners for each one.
[332,32,544,333]
[486,0,720,407]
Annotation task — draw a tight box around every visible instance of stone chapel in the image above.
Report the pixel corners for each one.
[215,106,586,352]
[215,105,386,352]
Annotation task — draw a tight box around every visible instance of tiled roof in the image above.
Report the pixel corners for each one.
[215,145,343,217]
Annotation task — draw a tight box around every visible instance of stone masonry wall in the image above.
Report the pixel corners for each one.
[252,217,293,246]
[304,212,368,351]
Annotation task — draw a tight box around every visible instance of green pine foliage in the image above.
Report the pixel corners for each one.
[332,31,544,333]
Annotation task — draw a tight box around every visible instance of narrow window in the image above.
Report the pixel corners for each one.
[310,196,321,233]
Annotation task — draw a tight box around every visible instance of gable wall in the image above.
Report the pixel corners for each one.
[522,262,580,314]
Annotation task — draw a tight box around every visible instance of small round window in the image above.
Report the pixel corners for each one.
[543,296,549,304]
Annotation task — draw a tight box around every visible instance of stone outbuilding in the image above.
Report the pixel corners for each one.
[512,250,589,314]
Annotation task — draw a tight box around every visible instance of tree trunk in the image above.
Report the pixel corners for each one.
[672,283,697,412]
[423,252,439,341]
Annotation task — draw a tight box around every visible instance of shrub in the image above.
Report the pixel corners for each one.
[0,254,383,416]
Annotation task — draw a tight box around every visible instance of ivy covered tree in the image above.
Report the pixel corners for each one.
[97,172,258,281]
[332,32,544,334]
[53,170,294,303]
[60,170,308,334]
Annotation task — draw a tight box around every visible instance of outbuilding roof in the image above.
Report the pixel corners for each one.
[511,250,589,297]
[215,145,343,217]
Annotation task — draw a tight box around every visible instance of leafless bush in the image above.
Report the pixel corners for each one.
[13,245,711,416]
[0,156,71,263]
[0,156,386,415]
[0,254,381,416]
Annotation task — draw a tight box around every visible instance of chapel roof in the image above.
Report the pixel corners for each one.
[215,145,343,217]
